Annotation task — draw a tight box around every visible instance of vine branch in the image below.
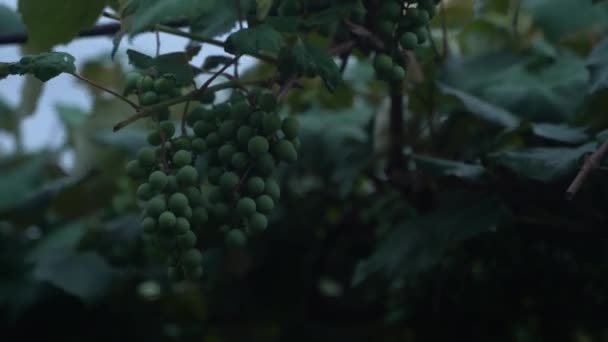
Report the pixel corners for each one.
[566,140,608,199]
[69,72,139,110]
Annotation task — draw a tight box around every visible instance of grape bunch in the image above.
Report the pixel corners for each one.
[358,0,441,81]
[187,90,300,247]
[124,71,299,281]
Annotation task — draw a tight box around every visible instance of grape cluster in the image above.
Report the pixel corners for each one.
[360,0,441,81]
[123,72,182,121]
[124,71,299,281]
[187,90,300,248]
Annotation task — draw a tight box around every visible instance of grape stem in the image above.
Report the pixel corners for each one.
[69,72,139,110]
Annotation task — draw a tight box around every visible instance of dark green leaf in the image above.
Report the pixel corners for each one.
[0,4,25,36]
[126,49,194,85]
[530,123,589,144]
[225,24,284,56]
[202,55,234,71]
[7,52,76,82]
[292,41,341,91]
[128,0,217,33]
[411,155,489,183]
[190,0,254,37]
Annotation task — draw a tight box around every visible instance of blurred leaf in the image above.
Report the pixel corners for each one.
[412,155,489,183]
[56,104,87,131]
[353,191,503,285]
[488,142,596,182]
[225,24,284,56]
[256,0,273,20]
[587,36,608,94]
[292,40,341,91]
[7,52,76,82]
[530,123,589,144]
[0,155,49,212]
[0,4,25,35]
[18,0,105,51]
[457,18,510,56]
[202,55,234,71]
[190,0,254,37]
[128,0,217,33]
[0,95,16,131]
[26,224,86,264]
[304,4,357,27]
[32,251,117,303]
[126,49,195,85]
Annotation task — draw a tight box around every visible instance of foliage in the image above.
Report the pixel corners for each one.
[2,0,608,341]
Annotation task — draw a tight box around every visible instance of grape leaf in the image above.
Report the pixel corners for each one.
[6,52,76,82]
[126,49,195,85]
[127,0,217,33]
[291,41,341,91]
[225,24,284,56]
[18,0,106,51]
[256,0,273,20]
[0,4,26,36]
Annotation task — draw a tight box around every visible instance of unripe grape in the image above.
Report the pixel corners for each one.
[281,117,299,139]
[213,103,231,120]
[172,150,192,168]
[147,130,162,146]
[237,197,256,217]
[219,120,237,140]
[177,231,197,250]
[141,216,156,233]
[416,27,427,44]
[126,160,146,179]
[248,213,268,232]
[181,248,202,267]
[417,10,430,25]
[376,20,394,37]
[236,126,254,147]
[166,175,179,193]
[374,54,393,74]
[231,152,249,169]
[159,211,177,229]
[192,206,208,224]
[124,71,142,94]
[218,143,237,165]
[169,193,189,214]
[255,195,274,214]
[246,177,265,195]
[137,147,157,168]
[184,187,202,206]
[149,170,168,191]
[391,65,406,82]
[140,91,158,106]
[225,229,247,247]
[249,111,263,128]
[154,78,173,93]
[248,136,269,157]
[400,32,418,50]
[380,1,402,20]
[194,121,212,138]
[274,139,298,163]
[219,171,239,191]
[177,165,198,186]
[205,132,222,148]
[291,137,301,150]
[262,112,281,135]
[264,178,280,199]
[230,101,249,121]
[182,206,192,220]
[192,138,207,154]
[258,92,277,112]
[138,76,154,92]
[146,196,166,217]
[160,121,176,139]
[207,167,223,185]
[137,183,154,201]
[255,153,276,176]
[175,217,190,234]
[173,137,191,151]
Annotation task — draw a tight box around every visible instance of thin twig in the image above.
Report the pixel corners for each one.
[566,140,608,199]
[155,30,161,57]
[276,77,298,101]
[70,72,139,110]
[113,112,147,131]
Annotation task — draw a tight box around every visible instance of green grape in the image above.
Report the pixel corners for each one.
[230,100,250,121]
[181,248,202,267]
[138,76,154,92]
[219,120,237,140]
[246,177,265,195]
[264,178,280,200]
[141,217,156,233]
[194,121,212,138]
[248,136,269,157]
[417,9,430,25]
[202,108,216,122]
[159,211,177,229]
[262,112,281,135]
[184,265,203,280]
[200,91,216,104]
[205,132,222,148]
[236,197,256,217]
[391,65,406,82]
[172,137,191,151]
[281,117,299,139]
[258,92,277,112]
[154,78,173,93]
[225,229,247,247]
[124,71,142,94]
[379,1,402,20]
[140,91,159,106]
[137,147,157,168]
[400,31,418,49]
[176,231,197,250]
[376,20,395,37]
[291,137,301,150]
[248,213,268,232]
[172,150,192,168]
[236,126,254,147]
[192,206,209,224]
[147,196,167,217]
[177,165,198,186]
[149,170,168,191]
[255,153,276,176]
[182,206,192,220]
[255,195,274,214]
[137,183,154,201]
[184,187,202,206]
[169,193,189,214]
[166,175,179,193]
[218,143,237,165]
[160,121,176,139]
[374,53,393,75]
[231,152,249,169]
[175,217,191,234]
[213,103,231,120]
[147,130,162,146]
[219,171,239,191]
[192,138,207,154]
[126,160,146,179]
[249,111,264,128]
[416,27,427,44]
[207,167,223,185]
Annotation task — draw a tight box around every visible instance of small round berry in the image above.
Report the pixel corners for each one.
[146,196,167,217]
[140,91,158,106]
[148,170,168,191]
[255,194,274,214]
[219,171,239,191]
[137,147,157,168]
[246,177,265,196]
[274,140,298,163]
[137,183,154,201]
[177,165,198,186]
[281,117,299,139]
[126,160,146,179]
[169,193,189,214]
[159,211,177,229]
[248,136,269,157]
[160,121,176,139]
[236,197,256,217]
[248,213,268,232]
[140,217,156,233]
[225,229,247,247]
[264,178,280,200]
[176,230,197,250]
[191,138,207,154]
[231,152,249,169]
[181,248,203,267]
[172,150,192,168]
